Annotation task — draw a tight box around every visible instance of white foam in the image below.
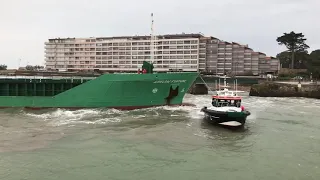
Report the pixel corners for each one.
[132,115,146,119]
[24,108,125,126]
[219,121,242,126]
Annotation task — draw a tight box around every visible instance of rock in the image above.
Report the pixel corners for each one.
[249,82,320,99]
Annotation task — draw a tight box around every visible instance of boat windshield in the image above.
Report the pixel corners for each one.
[212,98,241,107]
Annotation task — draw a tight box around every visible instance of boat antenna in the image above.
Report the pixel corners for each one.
[224,75,227,90]
[215,79,218,90]
[236,78,238,95]
[150,13,155,64]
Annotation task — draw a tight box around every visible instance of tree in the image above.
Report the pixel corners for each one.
[307,49,320,79]
[0,64,7,70]
[276,51,309,69]
[276,31,309,69]
[25,65,44,71]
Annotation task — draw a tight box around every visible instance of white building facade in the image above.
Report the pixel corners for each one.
[45,34,201,72]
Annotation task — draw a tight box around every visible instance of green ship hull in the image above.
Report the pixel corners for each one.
[0,71,199,110]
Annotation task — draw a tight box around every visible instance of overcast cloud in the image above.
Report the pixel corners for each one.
[0,0,319,68]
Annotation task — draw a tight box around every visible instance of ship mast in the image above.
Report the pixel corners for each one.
[223,75,227,90]
[150,13,155,63]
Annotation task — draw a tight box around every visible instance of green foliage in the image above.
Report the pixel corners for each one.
[296,71,310,78]
[276,51,309,69]
[0,64,7,70]
[276,49,320,79]
[277,76,294,80]
[278,73,296,78]
[276,31,309,52]
[276,31,309,69]
[308,50,320,79]
[25,65,44,71]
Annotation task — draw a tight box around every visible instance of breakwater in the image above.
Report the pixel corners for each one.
[249,81,320,99]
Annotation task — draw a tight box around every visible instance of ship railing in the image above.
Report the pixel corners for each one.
[0,75,97,80]
[112,71,195,74]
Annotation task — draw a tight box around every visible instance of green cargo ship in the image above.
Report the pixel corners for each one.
[0,61,199,110]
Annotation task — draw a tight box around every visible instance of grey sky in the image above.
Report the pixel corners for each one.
[0,0,319,68]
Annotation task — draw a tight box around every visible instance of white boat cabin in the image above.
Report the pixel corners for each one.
[210,75,244,110]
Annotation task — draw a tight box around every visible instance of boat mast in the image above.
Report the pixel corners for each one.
[150,13,155,64]
[235,78,238,95]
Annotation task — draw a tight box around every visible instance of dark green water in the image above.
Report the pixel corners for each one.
[0,94,320,180]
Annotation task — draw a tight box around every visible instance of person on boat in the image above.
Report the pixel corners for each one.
[241,105,245,111]
[212,99,218,106]
[236,101,241,107]
[137,69,141,74]
[233,100,238,107]
[142,68,147,74]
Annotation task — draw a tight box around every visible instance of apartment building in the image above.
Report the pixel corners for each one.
[44,33,280,75]
[260,56,280,73]
[45,34,201,72]
[197,36,279,75]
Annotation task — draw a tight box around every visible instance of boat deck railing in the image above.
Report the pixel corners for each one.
[217,91,235,96]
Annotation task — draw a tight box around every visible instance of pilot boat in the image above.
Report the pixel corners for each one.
[200,75,251,128]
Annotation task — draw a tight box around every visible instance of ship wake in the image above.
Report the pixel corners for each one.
[23,104,199,127]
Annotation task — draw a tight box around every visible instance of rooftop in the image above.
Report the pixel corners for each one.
[48,33,205,42]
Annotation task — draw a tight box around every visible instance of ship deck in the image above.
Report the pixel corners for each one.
[0,76,95,97]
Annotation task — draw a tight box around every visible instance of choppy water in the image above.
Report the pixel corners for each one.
[1,93,320,180]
